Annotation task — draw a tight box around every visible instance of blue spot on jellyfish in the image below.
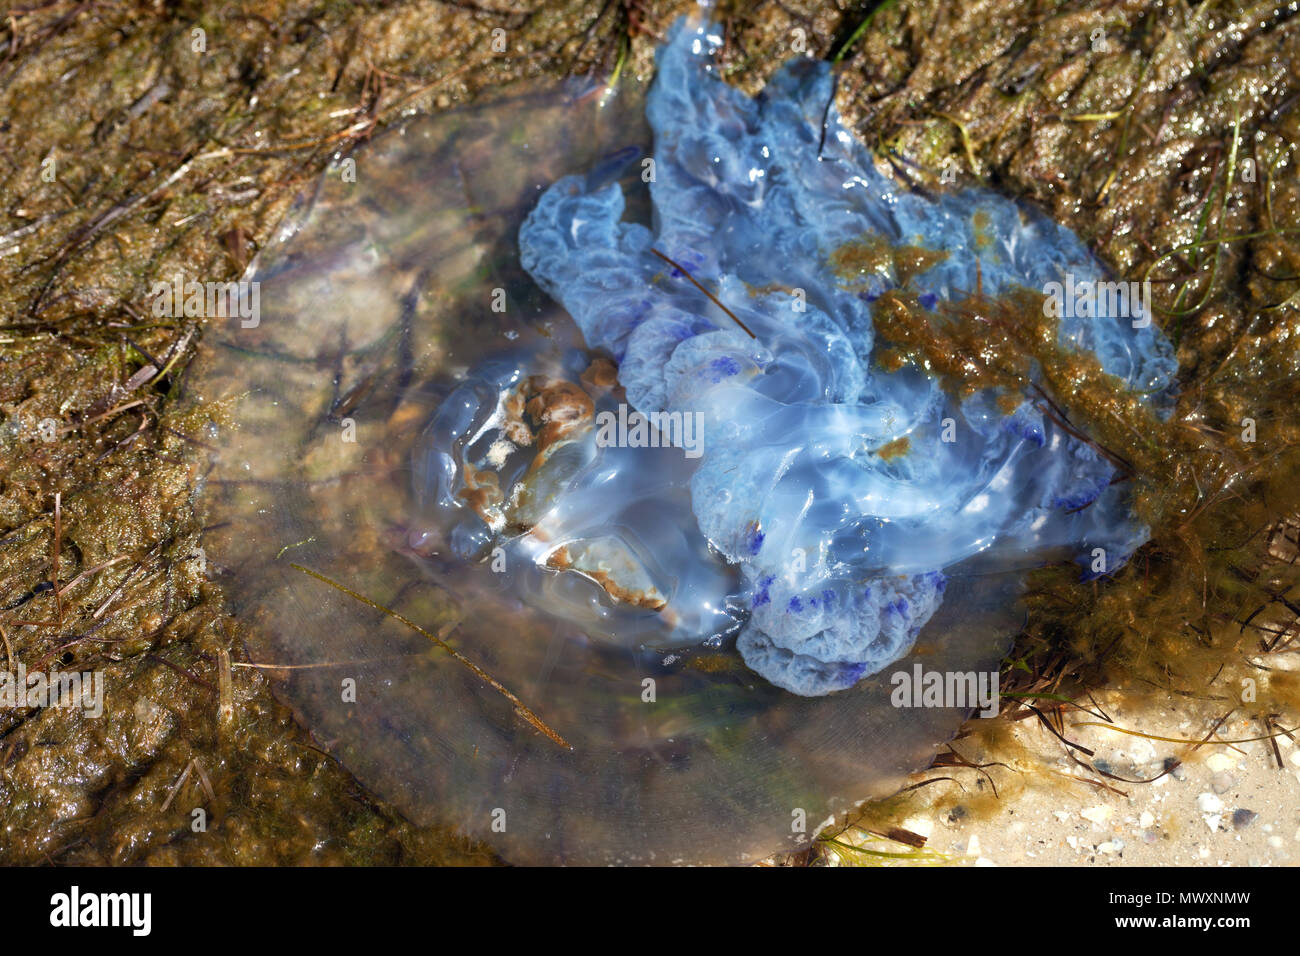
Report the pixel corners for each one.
[493,18,1174,695]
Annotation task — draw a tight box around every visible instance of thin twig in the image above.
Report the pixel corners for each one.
[289,563,571,750]
[650,248,756,338]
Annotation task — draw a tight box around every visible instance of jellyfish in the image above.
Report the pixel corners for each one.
[194,16,1174,863]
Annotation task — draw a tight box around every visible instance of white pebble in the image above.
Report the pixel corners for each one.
[1080,805,1112,824]
[1196,793,1224,814]
[902,816,934,839]
[1206,752,1236,773]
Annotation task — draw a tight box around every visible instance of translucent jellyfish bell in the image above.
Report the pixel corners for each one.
[193,54,1034,864]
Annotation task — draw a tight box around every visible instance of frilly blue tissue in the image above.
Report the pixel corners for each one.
[434,19,1177,696]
